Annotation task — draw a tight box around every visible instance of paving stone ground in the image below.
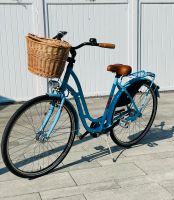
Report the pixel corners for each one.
[0,92,174,200]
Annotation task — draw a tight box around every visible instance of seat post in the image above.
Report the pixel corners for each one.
[115,74,121,78]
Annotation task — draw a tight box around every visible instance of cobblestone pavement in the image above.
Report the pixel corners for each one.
[0,93,174,200]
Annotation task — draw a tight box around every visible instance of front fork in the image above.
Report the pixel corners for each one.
[37,94,66,141]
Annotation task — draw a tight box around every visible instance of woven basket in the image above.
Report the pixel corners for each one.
[26,33,71,78]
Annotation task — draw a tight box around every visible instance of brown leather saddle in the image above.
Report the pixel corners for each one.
[107,64,132,76]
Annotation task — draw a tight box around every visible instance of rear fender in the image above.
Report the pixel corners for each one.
[107,78,159,125]
[116,78,159,107]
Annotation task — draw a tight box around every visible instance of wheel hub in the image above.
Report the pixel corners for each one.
[36,131,48,143]
[119,119,130,128]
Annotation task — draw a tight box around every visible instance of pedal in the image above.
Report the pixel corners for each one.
[79,131,89,140]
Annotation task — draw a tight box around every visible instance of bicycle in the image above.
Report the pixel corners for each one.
[1,31,160,178]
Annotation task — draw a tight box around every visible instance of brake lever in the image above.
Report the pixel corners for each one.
[89,38,98,45]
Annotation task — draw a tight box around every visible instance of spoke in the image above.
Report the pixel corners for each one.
[57,115,70,128]
[51,130,71,137]
[37,142,41,169]
[40,102,44,124]
[114,125,125,135]
[51,122,71,136]
[47,142,59,160]
[135,119,146,129]
[28,108,38,132]
[9,135,33,141]
[132,121,137,136]
[50,128,76,139]
[141,100,153,112]
[23,112,36,132]
[31,142,39,172]
[11,143,34,163]
[9,138,35,156]
[11,129,32,137]
[48,140,61,149]
[142,106,153,115]
[139,116,149,125]
[9,139,36,150]
[42,143,45,169]
[49,139,68,143]
[35,104,43,126]
[15,123,34,131]
[53,125,71,131]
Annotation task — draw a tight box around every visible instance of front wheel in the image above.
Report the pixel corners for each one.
[1,95,78,178]
[110,83,157,147]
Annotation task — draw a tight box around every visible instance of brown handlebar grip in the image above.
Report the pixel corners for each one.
[99,43,115,49]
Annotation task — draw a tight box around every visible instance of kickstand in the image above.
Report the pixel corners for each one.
[101,133,116,162]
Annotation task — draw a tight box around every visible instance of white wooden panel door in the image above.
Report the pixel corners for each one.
[44,0,129,96]
[140,1,174,90]
[0,0,46,103]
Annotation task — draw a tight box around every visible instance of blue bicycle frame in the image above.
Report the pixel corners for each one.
[40,59,159,139]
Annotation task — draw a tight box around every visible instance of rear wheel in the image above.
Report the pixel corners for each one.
[110,83,157,147]
[1,95,77,178]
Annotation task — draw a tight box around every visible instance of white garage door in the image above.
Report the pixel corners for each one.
[0,0,46,103]
[1,0,174,103]
[44,0,130,96]
[140,1,174,90]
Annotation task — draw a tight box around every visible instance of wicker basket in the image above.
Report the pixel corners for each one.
[26,33,71,78]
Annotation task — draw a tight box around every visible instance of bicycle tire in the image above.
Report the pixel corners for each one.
[110,83,157,147]
[1,95,78,178]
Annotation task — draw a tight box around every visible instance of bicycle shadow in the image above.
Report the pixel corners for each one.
[52,121,174,173]
[139,121,174,146]
[52,146,126,174]
[0,135,94,176]
[0,121,173,177]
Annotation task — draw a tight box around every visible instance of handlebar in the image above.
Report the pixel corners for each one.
[53,31,116,50]
[73,42,115,50]
[98,43,115,49]
[73,39,115,50]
